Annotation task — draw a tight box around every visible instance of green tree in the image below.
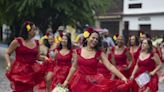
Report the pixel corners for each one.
[0,0,110,41]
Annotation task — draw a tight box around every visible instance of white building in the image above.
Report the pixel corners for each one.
[123,0,164,36]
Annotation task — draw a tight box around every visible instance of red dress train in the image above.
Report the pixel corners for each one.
[6,38,44,92]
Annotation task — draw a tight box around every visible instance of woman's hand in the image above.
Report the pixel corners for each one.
[121,77,128,84]
[149,71,155,76]
[6,63,11,72]
[130,75,134,80]
[62,80,68,88]
[44,56,49,61]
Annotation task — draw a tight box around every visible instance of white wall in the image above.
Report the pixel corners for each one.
[124,0,164,14]
[123,15,164,30]
[151,15,164,30]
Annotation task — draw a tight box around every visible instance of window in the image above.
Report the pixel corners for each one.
[139,24,151,33]
[129,3,142,9]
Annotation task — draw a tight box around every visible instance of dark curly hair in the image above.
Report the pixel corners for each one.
[19,21,34,40]
[83,31,102,51]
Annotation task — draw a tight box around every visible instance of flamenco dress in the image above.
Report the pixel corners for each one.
[6,38,44,92]
[129,47,141,75]
[69,49,127,92]
[132,52,159,92]
[97,53,112,79]
[112,47,130,78]
[50,49,73,90]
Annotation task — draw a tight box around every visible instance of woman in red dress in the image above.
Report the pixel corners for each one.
[140,33,162,61]
[97,41,113,79]
[62,31,128,92]
[5,21,48,92]
[50,33,73,91]
[36,34,57,91]
[129,35,141,75]
[112,35,133,78]
[130,39,162,92]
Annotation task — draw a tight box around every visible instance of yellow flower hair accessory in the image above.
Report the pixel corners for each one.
[113,34,119,41]
[140,32,143,37]
[26,24,31,31]
[58,36,62,42]
[83,31,90,38]
[113,35,117,41]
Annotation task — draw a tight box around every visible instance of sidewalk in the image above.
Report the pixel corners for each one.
[0,42,7,52]
[0,43,7,55]
[0,43,12,92]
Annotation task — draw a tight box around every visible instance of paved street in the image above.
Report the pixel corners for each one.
[0,44,164,92]
[0,44,12,92]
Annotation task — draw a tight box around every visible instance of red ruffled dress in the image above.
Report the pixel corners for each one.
[44,49,56,72]
[132,52,159,92]
[6,38,44,92]
[50,49,73,90]
[112,47,130,78]
[129,47,141,75]
[36,49,56,90]
[69,49,125,92]
[97,53,112,79]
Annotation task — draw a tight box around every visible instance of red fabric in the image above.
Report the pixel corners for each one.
[129,46,141,75]
[132,52,159,92]
[36,49,56,90]
[69,49,129,92]
[97,53,112,79]
[50,49,73,90]
[6,38,45,92]
[44,49,56,72]
[113,47,130,78]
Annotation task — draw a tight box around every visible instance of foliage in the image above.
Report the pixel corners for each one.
[0,0,111,37]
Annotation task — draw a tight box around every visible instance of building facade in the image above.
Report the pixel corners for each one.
[123,0,164,37]
[95,0,123,36]
[96,0,164,38]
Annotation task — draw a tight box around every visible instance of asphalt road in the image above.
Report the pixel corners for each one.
[0,44,12,92]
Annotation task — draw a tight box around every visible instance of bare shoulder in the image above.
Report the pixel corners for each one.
[10,39,19,46]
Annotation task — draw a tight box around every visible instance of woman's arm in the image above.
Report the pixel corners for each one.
[125,51,133,70]
[5,39,18,70]
[62,51,78,87]
[100,52,127,82]
[110,54,116,79]
[37,44,50,61]
[150,53,162,76]
[130,63,138,80]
